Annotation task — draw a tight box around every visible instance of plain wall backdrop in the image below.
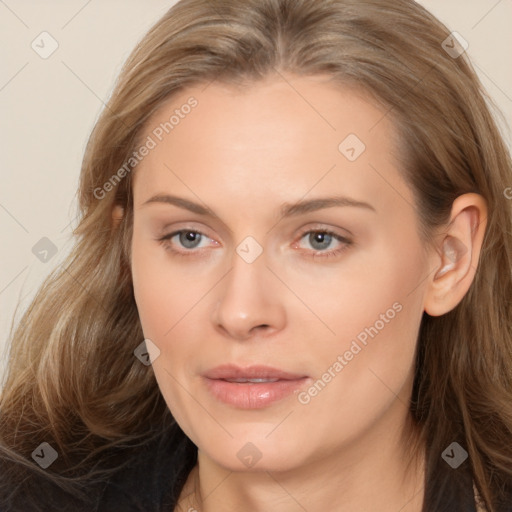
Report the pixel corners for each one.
[1,0,511,384]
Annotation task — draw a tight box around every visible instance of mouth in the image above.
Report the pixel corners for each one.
[202,364,310,409]
[222,377,281,383]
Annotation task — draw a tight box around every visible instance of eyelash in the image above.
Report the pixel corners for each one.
[157,228,353,259]
[294,228,352,259]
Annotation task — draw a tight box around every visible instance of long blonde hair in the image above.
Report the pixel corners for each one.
[1,0,511,510]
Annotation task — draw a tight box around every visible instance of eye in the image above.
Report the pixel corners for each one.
[157,229,217,255]
[156,227,351,259]
[174,230,204,249]
[295,229,352,258]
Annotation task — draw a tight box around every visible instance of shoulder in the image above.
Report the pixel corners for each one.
[97,425,197,512]
[423,456,511,512]
[0,425,196,512]
[474,482,512,512]
[497,485,512,512]
[0,459,101,512]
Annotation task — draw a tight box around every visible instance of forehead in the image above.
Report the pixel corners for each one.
[132,74,411,216]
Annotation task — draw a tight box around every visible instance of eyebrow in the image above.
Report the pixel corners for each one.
[141,194,376,217]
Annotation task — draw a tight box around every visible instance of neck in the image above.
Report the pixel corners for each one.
[177,409,426,512]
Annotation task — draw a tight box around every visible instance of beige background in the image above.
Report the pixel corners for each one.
[1,0,511,383]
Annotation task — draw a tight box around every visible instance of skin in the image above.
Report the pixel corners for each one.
[124,73,487,511]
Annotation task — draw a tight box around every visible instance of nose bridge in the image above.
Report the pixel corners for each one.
[212,241,286,339]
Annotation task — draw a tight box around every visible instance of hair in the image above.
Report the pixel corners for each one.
[1,0,511,510]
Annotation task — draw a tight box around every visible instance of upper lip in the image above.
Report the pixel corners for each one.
[203,364,307,380]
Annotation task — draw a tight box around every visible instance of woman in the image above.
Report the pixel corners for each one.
[1,0,511,510]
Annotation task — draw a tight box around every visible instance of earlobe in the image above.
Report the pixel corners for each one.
[424,194,487,317]
[112,205,125,229]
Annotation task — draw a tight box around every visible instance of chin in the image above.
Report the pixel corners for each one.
[196,432,318,474]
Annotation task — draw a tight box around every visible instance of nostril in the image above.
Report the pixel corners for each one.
[251,324,271,334]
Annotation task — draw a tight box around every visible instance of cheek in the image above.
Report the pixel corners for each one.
[131,233,168,337]
[130,232,201,426]
[130,228,210,339]
[282,229,426,353]
[293,233,426,407]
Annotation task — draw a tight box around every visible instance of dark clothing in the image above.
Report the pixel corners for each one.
[0,425,195,512]
[1,425,511,511]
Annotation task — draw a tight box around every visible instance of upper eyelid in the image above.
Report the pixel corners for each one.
[158,223,215,239]
[160,229,214,244]
[296,225,352,242]
[158,219,352,237]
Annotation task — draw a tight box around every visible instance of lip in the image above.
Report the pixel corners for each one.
[202,364,310,409]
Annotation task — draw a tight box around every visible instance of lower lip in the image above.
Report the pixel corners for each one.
[203,377,309,409]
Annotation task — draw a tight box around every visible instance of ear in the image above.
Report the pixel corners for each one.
[423,193,487,316]
[112,204,124,229]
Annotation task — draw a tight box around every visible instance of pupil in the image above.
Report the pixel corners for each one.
[181,231,201,248]
[310,232,331,250]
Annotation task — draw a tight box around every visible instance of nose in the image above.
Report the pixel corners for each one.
[211,249,287,341]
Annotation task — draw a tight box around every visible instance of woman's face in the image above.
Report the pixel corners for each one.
[130,74,431,472]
